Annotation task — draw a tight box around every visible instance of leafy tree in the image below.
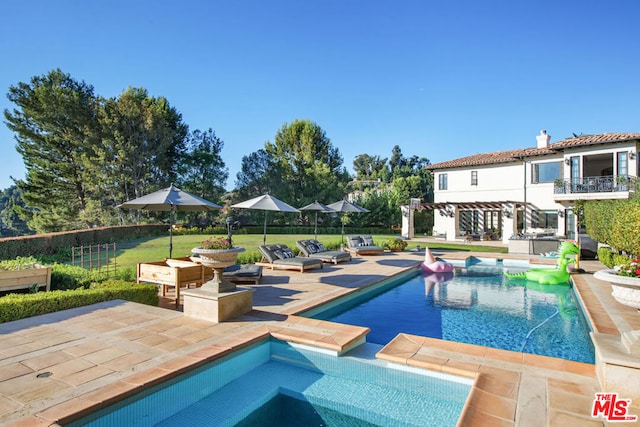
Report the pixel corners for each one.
[98,87,188,224]
[176,128,228,227]
[352,190,401,229]
[353,154,389,181]
[0,185,32,236]
[264,119,349,207]
[177,128,228,199]
[389,145,406,174]
[3,69,101,232]
[235,149,276,196]
[232,149,279,227]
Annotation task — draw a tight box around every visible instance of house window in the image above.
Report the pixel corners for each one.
[471,170,478,186]
[531,210,558,229]
[438,173,448,190]
[617,152,628,177]
[532,162,562,183]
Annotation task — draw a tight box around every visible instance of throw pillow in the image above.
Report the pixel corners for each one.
[283,248,294,258]
[363,236,375,246]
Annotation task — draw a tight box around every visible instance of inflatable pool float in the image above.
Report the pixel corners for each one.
[504,241,579,285]
[421,247,454,273]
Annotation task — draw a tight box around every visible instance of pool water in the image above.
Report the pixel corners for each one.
[309,265,595,363]
[71,339,472,427]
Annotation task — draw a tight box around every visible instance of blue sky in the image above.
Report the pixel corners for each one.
[1,0,639,191]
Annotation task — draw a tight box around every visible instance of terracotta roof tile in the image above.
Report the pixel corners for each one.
[549,132,640,148]
[427,132,640,170]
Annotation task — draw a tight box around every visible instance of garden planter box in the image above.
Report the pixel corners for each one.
[0,264,51,292]
[136,260,205,306]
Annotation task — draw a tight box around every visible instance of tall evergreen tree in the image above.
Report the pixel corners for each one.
[3,69,101,232]
[0,185,32,236]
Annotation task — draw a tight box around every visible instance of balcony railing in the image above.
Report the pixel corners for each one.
[553,175,632,194]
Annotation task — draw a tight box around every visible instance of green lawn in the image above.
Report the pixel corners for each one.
[114,233,506,272]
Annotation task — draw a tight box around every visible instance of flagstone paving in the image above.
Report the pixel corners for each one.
[0,248,638,426]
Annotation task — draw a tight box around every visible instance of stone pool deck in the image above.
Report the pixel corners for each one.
[0,249,638,426]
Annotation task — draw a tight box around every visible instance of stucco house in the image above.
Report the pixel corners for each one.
[419,131,639,246]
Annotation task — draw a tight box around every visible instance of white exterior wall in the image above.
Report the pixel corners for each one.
[433,155,567,243]
[430,140,638,245]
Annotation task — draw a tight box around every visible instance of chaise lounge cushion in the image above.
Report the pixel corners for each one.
[223,264,263,284]
[296,239,351,264]
[345,235,385,255]
[258,244,323,272]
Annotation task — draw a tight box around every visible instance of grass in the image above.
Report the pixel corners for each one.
[113,233,507,271]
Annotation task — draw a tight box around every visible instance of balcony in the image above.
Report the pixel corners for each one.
[553,175,634,201]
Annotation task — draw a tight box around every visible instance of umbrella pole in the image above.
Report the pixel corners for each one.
[314,211,318,240]
[169,205,174,258]
[263,210,267,245]
[341,215,345,244]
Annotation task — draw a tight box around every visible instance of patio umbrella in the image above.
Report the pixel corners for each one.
[299,200,334,240]
[231,194,300,244]
[118,184,222,258]
[327,200,369,243]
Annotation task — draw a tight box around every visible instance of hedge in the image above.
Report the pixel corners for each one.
[0,225,168,259]
[0,281,159,323]
[584,199,640,256]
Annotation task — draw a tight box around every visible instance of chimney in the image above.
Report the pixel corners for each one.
[536,130,550,148]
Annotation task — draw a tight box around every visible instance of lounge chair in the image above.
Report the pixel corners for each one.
[345,235,385,255]
[257,244,323,272]
[296,239,351,264]
[170,256,263,285]
[222,263,263,285]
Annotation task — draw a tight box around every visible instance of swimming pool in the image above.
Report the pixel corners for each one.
[70,339,472,426]
[306,262,595,363]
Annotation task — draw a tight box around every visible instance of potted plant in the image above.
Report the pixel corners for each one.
[191,237,245,292]
[383,237,408,252]
[553,178,566,194]
[594,257,640,309]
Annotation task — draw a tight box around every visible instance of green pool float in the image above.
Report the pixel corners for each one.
[504,241,579,285]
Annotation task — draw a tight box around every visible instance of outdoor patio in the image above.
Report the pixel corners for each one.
[0,248,638,426]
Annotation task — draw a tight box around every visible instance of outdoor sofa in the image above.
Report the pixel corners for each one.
[257,244,323,272]
[345,235,385,255]
[296,239,352,264]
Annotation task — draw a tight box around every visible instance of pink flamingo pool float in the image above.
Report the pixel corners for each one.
[420,247,454,273]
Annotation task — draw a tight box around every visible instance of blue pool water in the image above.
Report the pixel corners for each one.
[70,339,472,427]
[308,264,595,363]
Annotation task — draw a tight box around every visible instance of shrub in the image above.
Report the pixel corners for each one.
[0,256,39,270]
[50,264,103,290]
[585,199,640,255]
[383,237,408,252]
[597,247,614,268]
[0,282,158,323]
[612,253,632,268]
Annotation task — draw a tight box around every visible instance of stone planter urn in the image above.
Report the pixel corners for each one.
[594,269,640,310]
[191,247,245,293]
